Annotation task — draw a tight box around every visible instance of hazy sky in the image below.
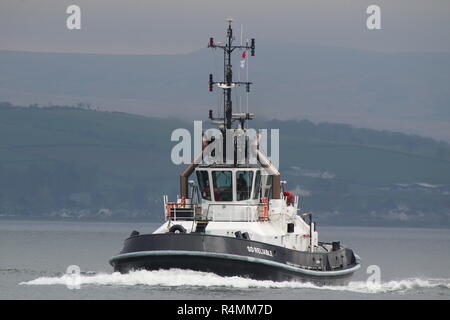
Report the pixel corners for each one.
[1,0,449,54]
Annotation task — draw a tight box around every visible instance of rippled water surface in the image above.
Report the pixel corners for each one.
[1,220,449,299]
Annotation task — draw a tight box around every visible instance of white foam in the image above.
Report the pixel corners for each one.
[20,269,450,294]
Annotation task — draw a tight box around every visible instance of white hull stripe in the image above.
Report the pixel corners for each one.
[110,250,361,277]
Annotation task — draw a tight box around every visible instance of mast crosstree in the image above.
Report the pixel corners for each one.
[208,19,255,130]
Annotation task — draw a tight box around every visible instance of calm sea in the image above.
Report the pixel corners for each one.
[1,220,449,300]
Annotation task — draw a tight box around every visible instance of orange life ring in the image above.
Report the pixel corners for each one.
[259,197,269,221]
[166,202,175,218]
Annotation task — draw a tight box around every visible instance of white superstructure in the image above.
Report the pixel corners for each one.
[157,165,319,252]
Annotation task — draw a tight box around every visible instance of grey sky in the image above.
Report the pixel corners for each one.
[1,0,449,54]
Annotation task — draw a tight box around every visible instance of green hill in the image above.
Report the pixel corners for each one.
[1,48,450,141]
[1,102,450,227]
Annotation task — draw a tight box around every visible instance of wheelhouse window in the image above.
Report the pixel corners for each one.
[212,170,233,201]
[252,171,261,199]
[262,175,273,199]
[196,170,211,200]
[236,171,254,201]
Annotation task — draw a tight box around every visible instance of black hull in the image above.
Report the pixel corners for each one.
[110,233,361,285]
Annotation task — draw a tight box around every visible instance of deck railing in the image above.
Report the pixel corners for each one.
[163,195,269,222]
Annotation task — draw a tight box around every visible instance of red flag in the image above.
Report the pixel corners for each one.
[240,51,247,68]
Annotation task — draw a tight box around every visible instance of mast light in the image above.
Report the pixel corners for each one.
[251,38,255,56]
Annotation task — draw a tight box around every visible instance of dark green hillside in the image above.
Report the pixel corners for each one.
[0,102,184,218]
[1,102,449,226]
[2,48,450,141]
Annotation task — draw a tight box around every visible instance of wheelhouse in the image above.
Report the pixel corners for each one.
[194,166,273,203]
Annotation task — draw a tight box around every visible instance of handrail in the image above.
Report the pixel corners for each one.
[165,202,196,221]
[165,200,270,222]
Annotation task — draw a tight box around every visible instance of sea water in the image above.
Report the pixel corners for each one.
[1,220,449,299]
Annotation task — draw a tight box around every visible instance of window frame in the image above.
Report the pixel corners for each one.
[236,170,254,201]
[196,170,212,201]
[211,170,234,202]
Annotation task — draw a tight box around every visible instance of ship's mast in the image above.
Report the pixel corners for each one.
[208,18,255,131]
[179,20,281,200]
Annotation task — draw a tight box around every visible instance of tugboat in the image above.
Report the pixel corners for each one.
[110,19,361,284]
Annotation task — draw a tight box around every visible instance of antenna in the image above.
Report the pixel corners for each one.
[207,19,255,131]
